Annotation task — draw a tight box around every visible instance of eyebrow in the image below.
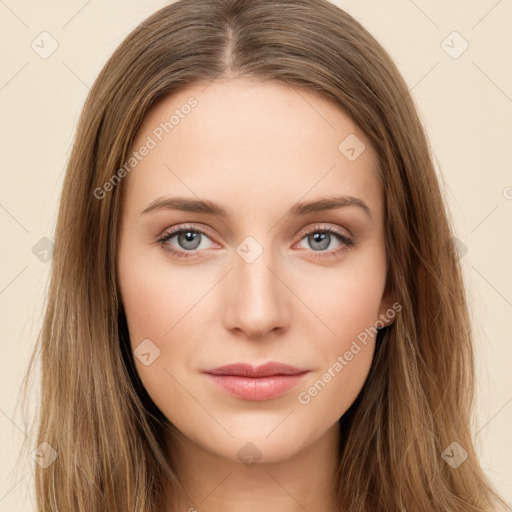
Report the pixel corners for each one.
[140,195,372,219]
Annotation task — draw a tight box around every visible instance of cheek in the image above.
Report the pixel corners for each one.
[117,246,212,414]
[294,283,380,422]
[117,243,207,345]
[292,254,386,414]
[298,251,387,345]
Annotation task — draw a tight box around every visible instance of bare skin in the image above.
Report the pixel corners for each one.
[116,78,394,512]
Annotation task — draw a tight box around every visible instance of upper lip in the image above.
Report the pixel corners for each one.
[203,362,309,378]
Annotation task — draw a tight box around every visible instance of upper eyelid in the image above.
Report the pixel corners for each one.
[296,222,352,239]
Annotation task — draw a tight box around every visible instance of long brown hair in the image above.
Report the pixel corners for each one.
[19,0,511,510]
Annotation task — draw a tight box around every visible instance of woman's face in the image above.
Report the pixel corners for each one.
[116,78,393,463]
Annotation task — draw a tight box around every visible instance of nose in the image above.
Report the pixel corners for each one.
[222,246,292,340]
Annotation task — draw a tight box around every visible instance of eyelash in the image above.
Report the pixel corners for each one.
[156,223,355,260]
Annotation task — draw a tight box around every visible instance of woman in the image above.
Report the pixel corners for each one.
[20,0,511,510]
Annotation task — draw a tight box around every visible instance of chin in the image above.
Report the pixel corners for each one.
[184,419,323,465]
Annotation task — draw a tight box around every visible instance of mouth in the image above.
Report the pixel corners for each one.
[202,362,310,401]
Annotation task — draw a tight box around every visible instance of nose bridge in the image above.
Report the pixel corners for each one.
[223,236,290,337]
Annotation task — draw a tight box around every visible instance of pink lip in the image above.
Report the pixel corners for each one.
[203,362,309,401]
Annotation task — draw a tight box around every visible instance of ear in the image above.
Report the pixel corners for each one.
[377,283,398,328]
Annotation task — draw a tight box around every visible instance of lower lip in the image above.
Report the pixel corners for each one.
[204,372,309,401]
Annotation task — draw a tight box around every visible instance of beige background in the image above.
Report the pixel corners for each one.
[1,0,511,509]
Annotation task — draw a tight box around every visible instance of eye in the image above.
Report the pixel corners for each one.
[156,223,355,259]
[294,223,355,259]
[156,225,216,259]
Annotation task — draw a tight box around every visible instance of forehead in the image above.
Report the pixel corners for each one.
[121,78,382,220]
